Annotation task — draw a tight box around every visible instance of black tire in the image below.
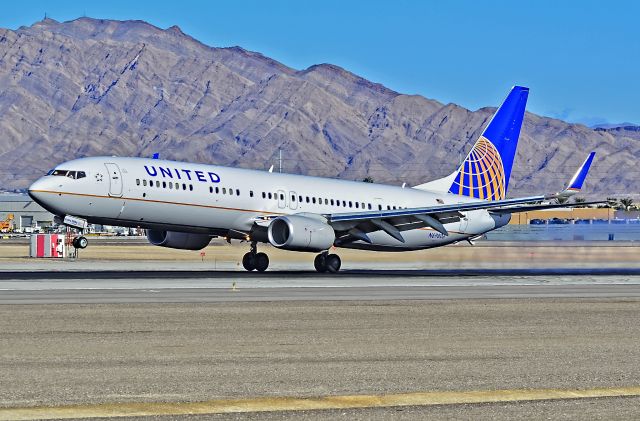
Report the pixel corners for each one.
[77,236,88,249]
[314,254,327,273]
[242,252,256,271]
[326,254,341,273]
[255,252,269,272]
[72,237,79,249]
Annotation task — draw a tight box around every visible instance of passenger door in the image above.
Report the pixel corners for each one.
[104,163,123,197]
[289,191,298,210]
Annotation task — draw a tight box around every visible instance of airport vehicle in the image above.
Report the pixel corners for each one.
[0,213,14,232]
[28,86,598,272]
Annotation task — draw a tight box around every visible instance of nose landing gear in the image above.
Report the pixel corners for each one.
[72,236,88,249]
[314,251,341,273]
[242,241,269,272]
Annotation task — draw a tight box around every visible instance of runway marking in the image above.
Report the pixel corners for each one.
[2,386,640,420]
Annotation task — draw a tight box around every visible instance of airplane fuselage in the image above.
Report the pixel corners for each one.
[28,156,510,251]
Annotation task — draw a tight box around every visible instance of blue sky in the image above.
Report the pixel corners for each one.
[1,0,638,125]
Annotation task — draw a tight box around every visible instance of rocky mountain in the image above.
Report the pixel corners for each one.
[0,18,636,197]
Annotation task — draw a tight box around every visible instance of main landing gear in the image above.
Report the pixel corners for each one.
[242,241,269,272]
[314,251,341,273]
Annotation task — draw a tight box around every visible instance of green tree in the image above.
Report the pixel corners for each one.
[619,197,634,211]
[573,197,587,207]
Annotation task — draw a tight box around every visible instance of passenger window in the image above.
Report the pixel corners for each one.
[280,193,284,200]
[298,196,303,202]
[189,184,193,191]
[306,196,310,203]
[250,191,254,197]
[162,181,166,188]
[268,192,272,199]
[209,186,213,193]
[362,203,365,209]
[378,205,382,210]
[349,201,353,208]
[183,183,187,190]
[355,202,359,209]
[368,204,372,210]
[169,183,173,190]
[136,179,140,186]
[229,189,233,195]
[387,205,391,210]
[236,189,240,196]
[312,197,316,204]
[216,187,220,194]
[154,180,159,187]
[143,180,147,186]
[342,200,346,207]
[223,188,227,194]
[262,192,266,199]
[292,195,296,202]
[330,199,334,206]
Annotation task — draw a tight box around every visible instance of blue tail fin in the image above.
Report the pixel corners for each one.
[448,86,529,200]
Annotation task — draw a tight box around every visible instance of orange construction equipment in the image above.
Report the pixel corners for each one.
[0,213,14,232]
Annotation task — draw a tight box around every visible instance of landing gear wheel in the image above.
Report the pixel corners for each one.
[326,254,341,273]
[242,252,256,271]
[314,254,327,273]
[255,252,269,272]
[73,236,88,249]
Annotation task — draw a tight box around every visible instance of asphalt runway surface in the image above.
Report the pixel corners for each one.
[2,268,640,304]
[2,269,640,419]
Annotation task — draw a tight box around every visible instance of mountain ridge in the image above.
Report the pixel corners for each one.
[0,18,635,197]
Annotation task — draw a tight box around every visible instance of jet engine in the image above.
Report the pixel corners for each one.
[146,230,212,250]
[267,215,335,252]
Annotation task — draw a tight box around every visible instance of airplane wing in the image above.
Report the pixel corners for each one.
[323,152,602,243]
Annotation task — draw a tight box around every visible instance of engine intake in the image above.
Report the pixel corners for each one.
[146,230,211,250]
[267,215,335,252]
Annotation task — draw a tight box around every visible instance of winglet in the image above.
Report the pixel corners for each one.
[548,152,596,198]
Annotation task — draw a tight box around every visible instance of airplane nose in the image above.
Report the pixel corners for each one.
[28,177,55,211]
[28,177,46,198]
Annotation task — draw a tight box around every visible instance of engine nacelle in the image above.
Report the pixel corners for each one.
[146,230,211,250]
[267,215,335,252]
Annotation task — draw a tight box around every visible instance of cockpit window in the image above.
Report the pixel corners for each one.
[49,170,86,179]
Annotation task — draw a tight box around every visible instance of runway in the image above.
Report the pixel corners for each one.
[2,296,640,419]
[2,267,640,419]
[2,269,640,304]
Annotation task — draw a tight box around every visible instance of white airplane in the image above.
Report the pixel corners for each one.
[28,86,598,272]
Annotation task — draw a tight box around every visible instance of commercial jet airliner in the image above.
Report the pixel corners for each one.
[28,86,598,272]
